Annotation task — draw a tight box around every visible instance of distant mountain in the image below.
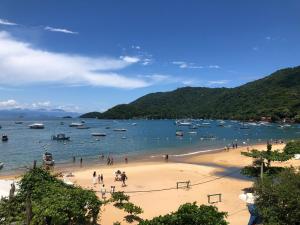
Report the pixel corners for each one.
[81,66,300,122]
[0,108,79,119]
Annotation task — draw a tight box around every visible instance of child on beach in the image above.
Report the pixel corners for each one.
[121,172,128,187]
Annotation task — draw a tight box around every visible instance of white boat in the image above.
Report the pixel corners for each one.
[52,133,70,141]
[69,122,83,127]
[15,121,23,124]
[188,131,197,134]
[0,162,4,169]
[29,123,45,129]
[176,130,184,136]
[131,123,137,126]
[178,122,192,126]
[91,133,106,137]
[113,128,127,132]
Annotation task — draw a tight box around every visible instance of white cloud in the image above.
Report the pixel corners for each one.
[44,26,78,34]
[131,45,141,50]
[252,46,259,51]
[208,80,229,85]
[0,99,18,108]
[265,36,271,40]
[208,65,220,69]
[0,31,150,89]
[120,56,140,63]
[172,61,206,69]
[0,18,17,26]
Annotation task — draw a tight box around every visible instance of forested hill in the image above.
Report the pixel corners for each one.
[81,66,300,122]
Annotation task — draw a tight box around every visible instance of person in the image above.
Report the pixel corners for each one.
[110,157,114,165]
[125,157,128,164]
[98,174,101,184]
[121,172,128,187]
[100,174,103,184]
[9,183,15,199]
[101,184,106,199]
[247,203,262,225]
[107,157,111,165]
[100,154,104,160]
[110,185,116,194]
[80,157,83,166]
[92,171,97,186]
[73,156,76,163]
[165,154,169,162]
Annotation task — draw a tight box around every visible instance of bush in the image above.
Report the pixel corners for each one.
[284,140,300,155]
[254,168,300,225]
[139,202,228,225]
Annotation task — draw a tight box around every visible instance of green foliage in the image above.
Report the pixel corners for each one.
[113,222,121,225]
[139,202,227,225]
[254,168,300,225]
[0,167,102,225]
[81,66,300,121]
[284,140,300,155]
[241,144,292,177]
[110,191,130,208]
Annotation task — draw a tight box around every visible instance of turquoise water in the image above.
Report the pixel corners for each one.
[0,119,299,173]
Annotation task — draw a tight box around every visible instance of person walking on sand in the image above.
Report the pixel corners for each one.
[121,172,128,187]
[100,174,103,184]
[107,157,111,165]
[98,174,101,184]
[101,184,106,199]
[125,157,128,164]
[92,171,97,186]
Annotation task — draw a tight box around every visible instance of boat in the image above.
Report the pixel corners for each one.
[105,126,110,129]
[176,130,184,136]
[188,131,197,134]
[15,121,23,124]
[69,122,83,127]
[113,128,127,132]
[0,125,1,129]
[189,125,197,129]
[1,134,8,142]
[131,123,137,126]
[29,123,45,129]
[43,152,55,166]
[76,125,90,129]
[178,122,192,126]
[0,162,3,169]
[51,133,70,141]
[91,133,106,137]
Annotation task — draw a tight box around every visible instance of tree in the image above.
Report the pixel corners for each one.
[139,202,228,225]
[253,168,300,225]
[110,191,130,208]
[284,140,300,156]
[241,143,291,177]
[0,168,102,225]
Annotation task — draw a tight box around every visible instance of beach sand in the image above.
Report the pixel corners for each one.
[2,143,300,225]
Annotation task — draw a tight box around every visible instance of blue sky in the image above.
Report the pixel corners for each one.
[0,0,300,113]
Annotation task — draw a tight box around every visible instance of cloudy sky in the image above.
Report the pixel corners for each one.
[0,0,300,113]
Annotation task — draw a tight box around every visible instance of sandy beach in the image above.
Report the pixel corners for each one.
[2,143,300,225]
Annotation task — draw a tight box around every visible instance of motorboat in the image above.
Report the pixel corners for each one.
[2,134,8,142]
[113,128,127,132]
[176,130,184,136]
[29,123,45,129]
[15,121,23,124]
[0,162,3,170]
[69,122,83,127]
[43,152,55,166]
[131,123,137,126]
[178,122,192,126]
[91,133,107,137]
[51,133,70,141]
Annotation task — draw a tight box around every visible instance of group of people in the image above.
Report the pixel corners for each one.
[92,170,128,199]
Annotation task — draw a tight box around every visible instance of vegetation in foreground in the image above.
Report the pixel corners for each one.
[81,66,300,122]
[0,168,102,225]
[253,168,300,225]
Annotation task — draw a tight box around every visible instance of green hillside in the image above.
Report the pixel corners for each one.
[81,66,300,122]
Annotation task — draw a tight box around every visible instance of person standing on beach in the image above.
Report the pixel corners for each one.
[80,157,83,166]
[111,157,114,165]
[92,171,97,186]
[98,174,101,184]
[73,156,76,163]
[101,184,106,199]
[121,172,128,187]
[107,157,111,165]
[125,157,128,164]
[100,174,103,184]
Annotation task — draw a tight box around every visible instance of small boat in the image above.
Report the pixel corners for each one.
[52,133,70,141]
[2,134,8,142]
[69,122,83,127]
[113,128,127,132]
[76,125,90,129]
[15,121,23,124]
[188,131,197,134]
[81,120,85,123]
[0,162,4,169]
[91,133,106,137]
[178,122,192,126]
[29,123,45,129]
[131,123,137,126]
[43,152,55,166]
[105,126,110,129]
[176,130,184,136]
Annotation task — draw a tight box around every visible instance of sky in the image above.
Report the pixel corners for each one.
[0,0,300,113]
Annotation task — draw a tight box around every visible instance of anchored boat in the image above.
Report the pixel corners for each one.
[29,123,45,129]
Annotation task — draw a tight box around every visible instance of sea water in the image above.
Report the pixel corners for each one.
[0,119,299,173]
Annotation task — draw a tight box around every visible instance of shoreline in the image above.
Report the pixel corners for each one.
[0,141,272,179]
